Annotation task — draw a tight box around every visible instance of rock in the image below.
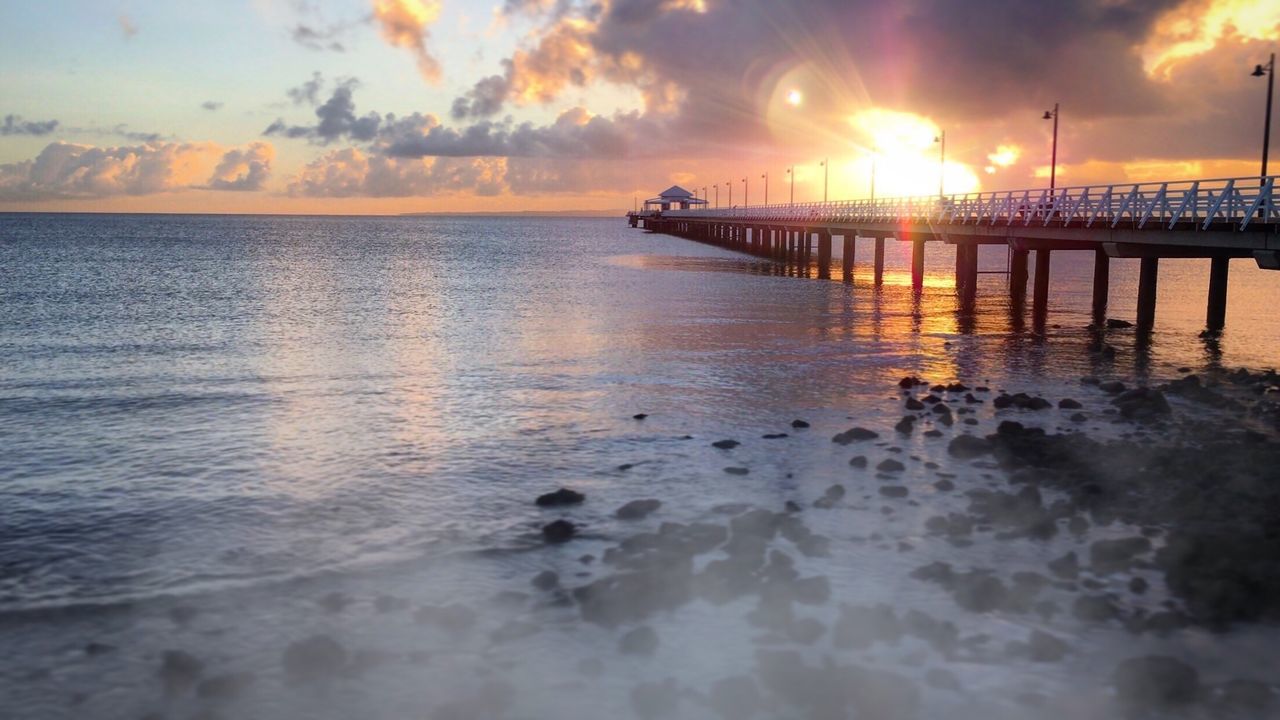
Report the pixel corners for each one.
[952,573,1008,613]
[1113,656,1200,708]
[542,519,577,543]
[709,676,761,719]
[536,488,585,507]
[876,459,905,473]
[196,672,254,700]
[1058,398,1083,409]
[1069,412,1087,422]
[1072,595,1120,623]
[848,455,867,468]
[905,397,926,411]
[282,635,346,681]
[934,479,955,492]
[879,485,909,498]
[1112,387,1171,420]
[1099,380,1127,394]
[1129,577,1149,595]
[791,419,810,429]
[723,466,750,475]
[532,570,560,591]
[1027,629,1069,662]
[895,416,915,434]
[617,499,662,520]
[762,433,788,439]
[784,500,802,513]
[899,376,926,388]
[159,650,203,692]
[633,413,649,420]
[1106,318,1134,328]
[832,427,879,445]
[1047,551,1079,580]
[947,434,992,459]
[711,439,740,450]
[619,626,659,656]
[1089,537,1152,575]
[630,679,680,719]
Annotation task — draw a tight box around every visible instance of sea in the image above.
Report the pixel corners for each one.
[1,213,1278,719]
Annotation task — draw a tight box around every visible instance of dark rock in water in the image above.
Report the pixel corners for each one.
[1048,551,1079,580]
[832,427,879,445]
[709,676,762,719]
[1059,398,1083,409]
[848,455,868,468]
[899,376,927,388]
[542,519,578,543]
[925,667,961,691]
[1129,577,1149,595]
[617,499,662,520]
[932,403,952,415]
[948,434,992,459]
[905,398,926,411]
[787,617,826,644]
[633,413,649,420]
[879,485,909,498]
[791,419,810,429]
[822,485,846,501]
[196,672,254,700]
[282,635,346,681]
[784,500,802,513]
[876,459,905,473]
[923,394,942,404]
[414,604,477,632]
[532,570,560,591]
[1112,387,1171,420]
[711,439,740,450]
[1069,412,1087,422]
[1072,595,1120,623]
[895,416,915,434]
[159,650,203,692]
[631,679,680,719]
[1113,656,1200,708]
[1027,629,1070,662]
[619,626,659,656]
[934,479,956,492]
[1099,380,1127,394]
[762,433,788,439]
[536,488,585,507]
[952,573,1008,613]
[1219,679,1273,712]
[1106,318,1134,329]
[723,466,750,476]
[491,620,540,643]
[1090,537,1152,575]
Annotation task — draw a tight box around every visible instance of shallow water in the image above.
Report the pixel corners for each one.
[1,213,1278,719]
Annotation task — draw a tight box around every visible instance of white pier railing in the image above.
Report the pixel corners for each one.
[661,175,1280,232]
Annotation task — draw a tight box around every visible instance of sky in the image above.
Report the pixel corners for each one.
[0,0,1277,214]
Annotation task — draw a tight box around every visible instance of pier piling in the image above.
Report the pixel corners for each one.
[1091,249,1110,326]
[874,238,885,287]
[911,238,925,291]
[842,235,855,282]
[1033,249,1051,331]
[1206,257,1229,331]
[818,232,832,279]
[1137,257,1159,332]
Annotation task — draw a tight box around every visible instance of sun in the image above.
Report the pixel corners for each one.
[845,108,980,198]
[785,89,803,107]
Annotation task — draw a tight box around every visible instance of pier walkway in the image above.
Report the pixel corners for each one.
[627,175,1280,332]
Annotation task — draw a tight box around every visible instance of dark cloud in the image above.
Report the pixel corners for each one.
[382,108,643,159]
[450,71,513,120]
[1,114,59,136]
[288,72,325,106]
[292,24,347,52]
[267,80,381,144]
[201,101,224,112]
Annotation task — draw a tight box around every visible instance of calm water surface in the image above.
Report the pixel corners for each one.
[1,213,1278,719]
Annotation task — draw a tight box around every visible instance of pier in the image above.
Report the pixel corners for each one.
[628,176,1280,333]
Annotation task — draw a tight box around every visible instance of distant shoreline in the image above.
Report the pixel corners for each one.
[0,210,628,219]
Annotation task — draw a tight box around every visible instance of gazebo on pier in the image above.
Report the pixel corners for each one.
[643,185,706,212]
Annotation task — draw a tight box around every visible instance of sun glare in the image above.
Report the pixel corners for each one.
[786,89,803,107]
[846,108,980,198]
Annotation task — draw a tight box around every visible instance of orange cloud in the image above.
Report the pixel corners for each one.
[1142,0,1280,79]
[372,0,444,83]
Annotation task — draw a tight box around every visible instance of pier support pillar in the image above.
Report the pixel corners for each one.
[842,235,855,282]
[818,232,832,279]
[1091,249,1109,326]
[1032,249,1051,331]
[1137,257,1159,332]
[910,238,925,292]
[1206,256,1229,331]
[874,238,885,287]
[1010,248,1028,306]
[957,244,977,309]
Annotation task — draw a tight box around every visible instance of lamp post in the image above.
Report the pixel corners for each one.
[934,131,946,197]
[1042,103,1060,190]
[869,149,877,203]
[743,177,749,208]
[819,159,829,202]
[702,186,708,210]
[761,172,768,206]
[713,185,718,209]
[787,167,794,206]
[1253,53,1275,181]
[726,181,732,208]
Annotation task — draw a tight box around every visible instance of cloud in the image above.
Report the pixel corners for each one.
[381,107,645,159]
[201,101,224,112]
[1,114,59,136]
[0,141,275,201]
[372,0,444,83]
[265,80,382,143]
[292,23,347,52]
[287,72,326,105]
[286,147,505,197]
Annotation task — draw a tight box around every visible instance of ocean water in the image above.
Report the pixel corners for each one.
[1,213,1279,719]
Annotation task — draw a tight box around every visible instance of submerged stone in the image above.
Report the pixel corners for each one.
[536,488,585,507]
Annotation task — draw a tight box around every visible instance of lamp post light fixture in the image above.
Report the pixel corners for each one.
[786,166,795,206]
[1043,103,1060,191]
[1253,53,1275,182]
[761,171,768,206]
[934,131,946,197]
[819,159,829,202]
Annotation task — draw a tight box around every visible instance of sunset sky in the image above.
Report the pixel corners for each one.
[1,0,1277,214]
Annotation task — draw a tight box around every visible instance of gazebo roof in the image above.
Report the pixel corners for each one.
[657,185,694,199]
